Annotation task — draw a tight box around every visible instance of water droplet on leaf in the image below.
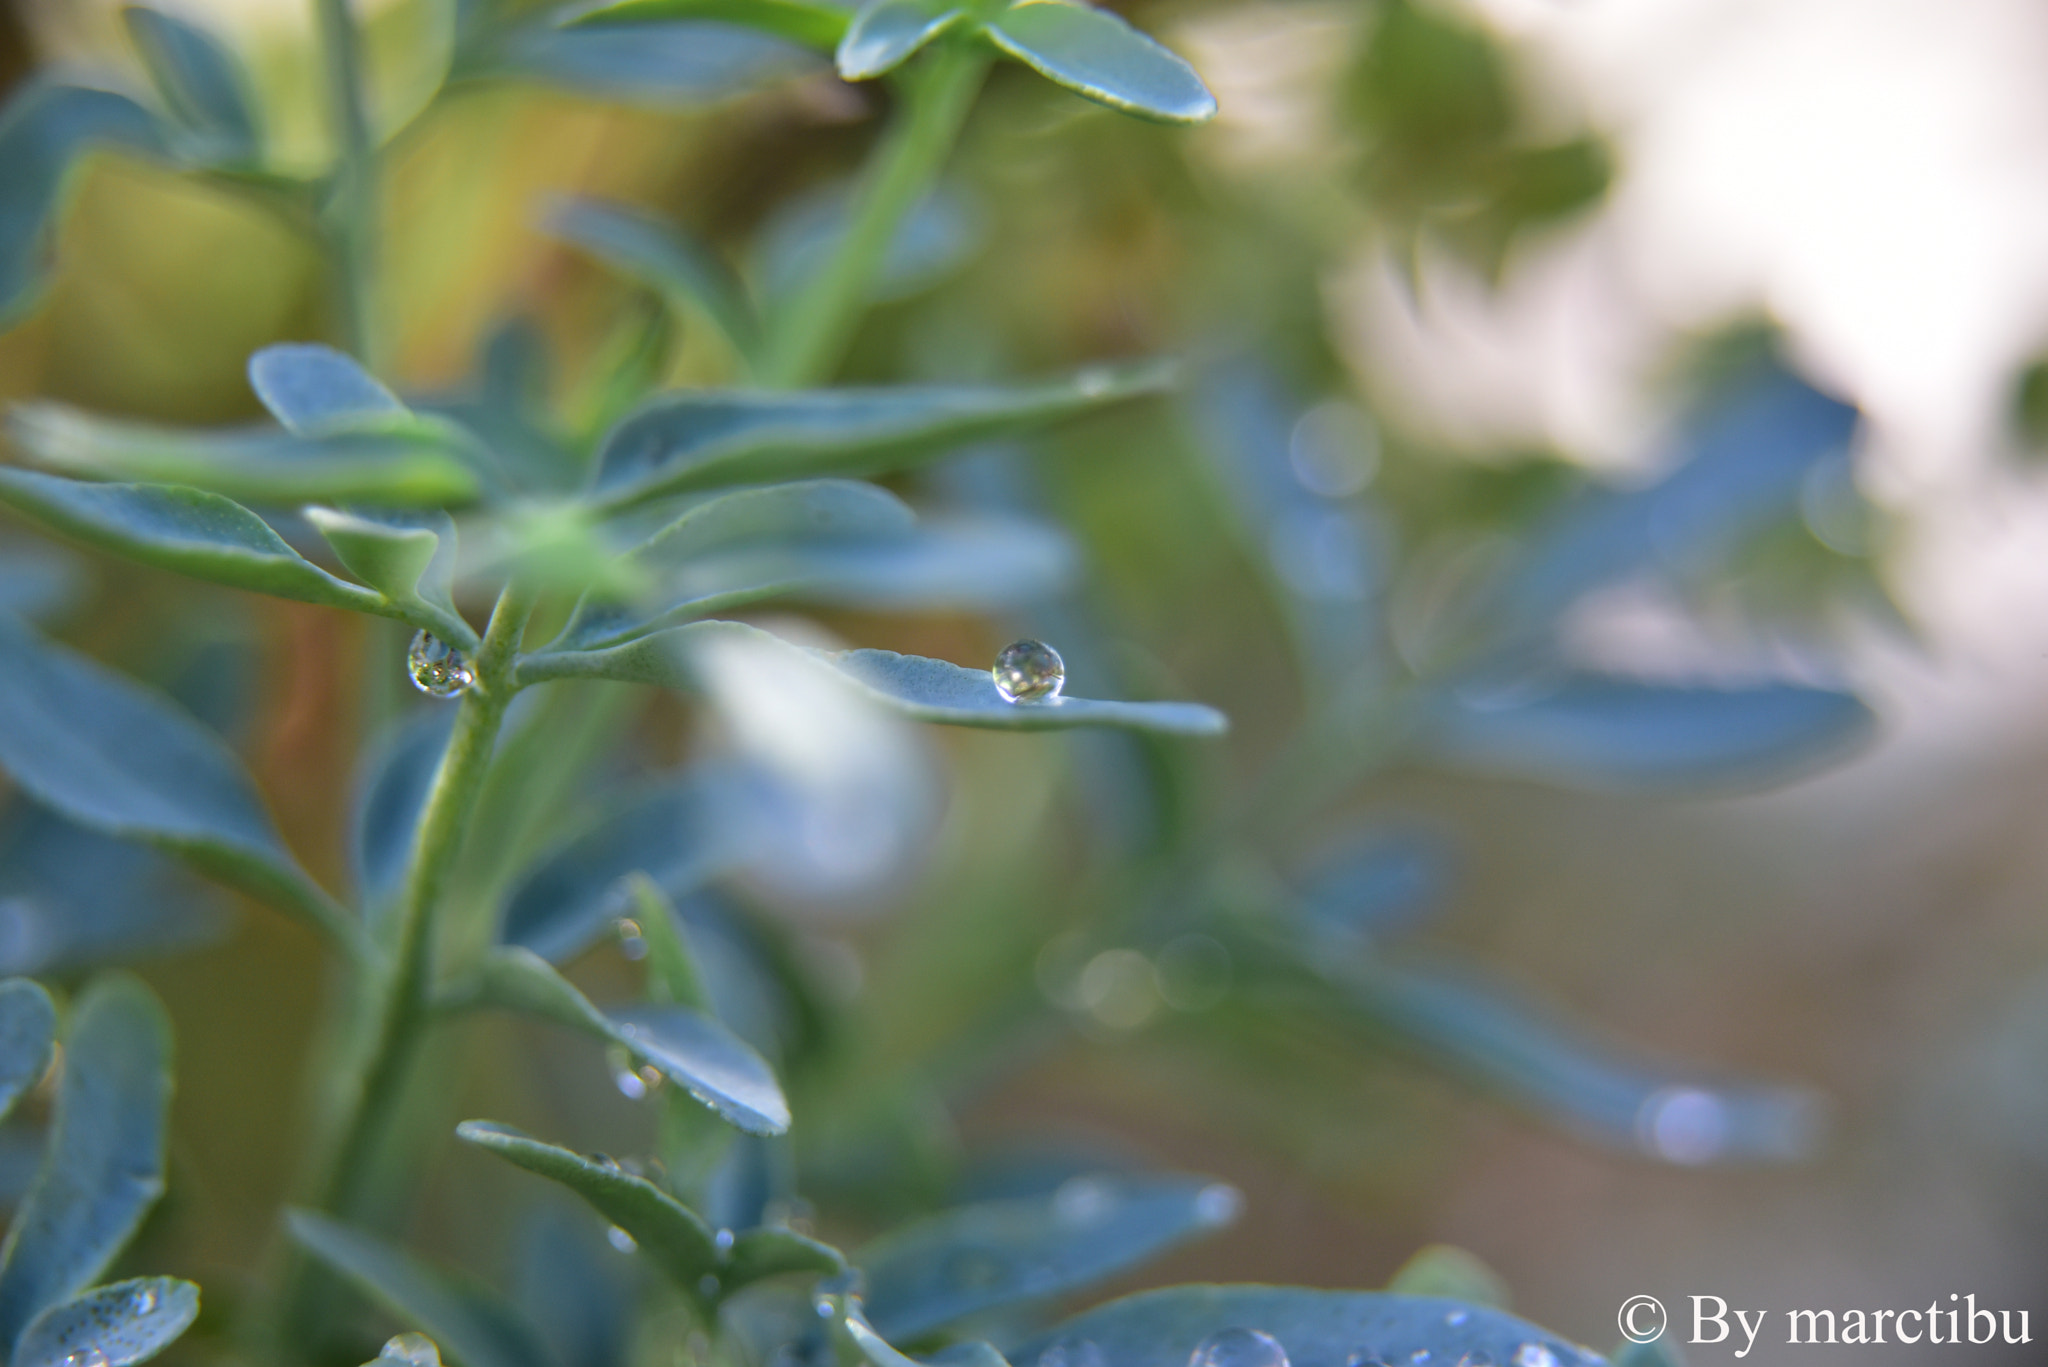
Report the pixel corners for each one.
[407,631,474,698]
[1457,1354,1494,1367]
[1038,1341,1105,1367]
[1512,1348,1559,1367]
[383,1334,442,1367]
[59,1352,111,1367]
[715,1227,736,1254]
[1445,1311,1468,1327]
[992,639,1064,704]
[1637,1086,1730,1164]
[615,917,647,960]
[1343,1351,1387,1367]
[1053,1175,1117,1225]
[1187,1328,1289,1367]
[607,1225,638,1253]
[1194,1183,1242,1226]
[614,1068,648,1100]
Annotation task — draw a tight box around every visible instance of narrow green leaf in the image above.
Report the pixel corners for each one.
[123,6,259,162]
[455,1121,722,1293]
[626,875,710,1011]
[8,403,482,507]
[567,0,855,50]
[474,20,816,106]
[0,468,380,612]
[0,614,353,947]
[0,975,172,1347]
[13,1277,199,1367]
[0,80,167,327]
[285,1211,558,1367]
[305,506,476,649]
[1013,1287,1600,1367]
[248,343,408,436]
[0,979,56,1125]
[519,619,1228,736]
[589,362,1173,508]
[0,805,223,978]
[859,1174,1240,1340]
[546,198,758,361]
[984,1,1216,125]
[838,0,966,80]
[723,1227,845,1293]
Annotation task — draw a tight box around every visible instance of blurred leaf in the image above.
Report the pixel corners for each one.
[567,0,855,49]
[1012,1286,1595,1367]
[838,0,966,81]
[724,1227,845,1292]
[469,18,817,106]
[1610,1340,1683,1367]
[351,709,455,916]
[0,80,167,328]
[546,198,758,363]
[1289,826,1450,947]
[1347,0,1509,172]
[520,619,1228,735]
[1384,1246,1508,1309]
[7,404,482,508]
[0,615,352,946]
[922,1343,1010,1367]
[756,182,980,309]
[454,1121,724,1295]
[984,2,1217,125]
[285,1211,558,1367]
[0,469,383,614]
[588,362,1173,508]
[514,1208,628,1367]
[0,979,55,1125]
[247,344,408,437]
[13,1277,199,1367]
[0,543,84,622]
[858,1174,1240,1341]
[2010,355,2048,457]
[306,507,475,649]
[627,876,711,1011]
[1424,675,1875,794]
[0,975,171,1348]
[122,6,259,163]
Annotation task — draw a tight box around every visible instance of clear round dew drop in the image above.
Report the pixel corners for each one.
[1510,1348,1559,1367]
[1039,1341,1105,1367]
[382,1334,443,1367]
[1187,1328,1290,1367]
[992,639,1064,704]
[407,630,475,698]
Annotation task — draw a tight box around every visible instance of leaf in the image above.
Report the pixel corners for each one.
[285,1211,559,1367]
[513,1208,629,1367]
[588,362,1173,508]
[305,507,475,649]
[13,1277,199,1367]
[626,876,710,1011]
[473,19,817,106]
[247,343,408,436]
[858,1174,1241,1341]
[7,404,482,508]
[1323,960,1823,1164]
[123,6,259,163]
[454,1121,722,1294]
[0,468,383,613]
[0,80,167,327]
[520,619,1227,737]
[546,198,758,361]
[0,975,172,1348]
[0,615,350,943]
[351,709,455,916]
[567,0,856,49]
[723,1227,845,1293]
[755,183,979,308]
[1011,1286,1600,1367]
[1289,827,1449,948]
[838,0,967,80]
[984,1,1216,125]
[1384,1246,1508,1309]
[0,543,84,622]
[0,978,55,1125]
[1424,676,1875,793]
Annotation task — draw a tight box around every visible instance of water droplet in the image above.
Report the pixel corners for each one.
[1445,1311,1468,1327]
[1406,1354,1432,1367]
[131,1286,158,1314]
[607,1225,638,1253]
[1637,1086,1730,1165]
[1343,1352,1388,1367]
[1194,1183,1242,1226]
[614,1067,648,1100]
[1038,1341,1105,1367]
[383,1334,442,1367]
[1187,1328,1289,1367]
[407,631,474,698]
[1053,1175,1118,1225]
[1076,367,1117,398]
[615,917,647,961]
[588,1151,620,1171]
[813,1297,835,1319]
[1511,1348,1559,1367]
[1456,1354,1494,1367]
[992,639,1064,704]
[58,1352,111,1367]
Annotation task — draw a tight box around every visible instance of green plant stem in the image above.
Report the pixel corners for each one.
[759,40,989,388]
[313,0,379,363]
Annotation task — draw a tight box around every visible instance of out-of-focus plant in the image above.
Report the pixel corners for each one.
[0,2,1894,1367]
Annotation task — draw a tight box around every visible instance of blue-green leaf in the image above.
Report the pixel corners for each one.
[860,1174,1240,1340]
[285,1211,558,1367]
[305,507,475,649]
[0,979,55,1125]
[7,404,482,507]
[1289,827,1449,948]
[0,614,351,946]
[1425,676,1875,793]
[567,0,855,49]
[0,975,171,1348]
[456,1121,721,1293]
[0,468,381,613]
[13,1277,199,1367]
[838,0,966,80]
[984,1,1216,125]
[724,1227,845,1291]
[1013,1286,1601,1367]
[475,20,817,106]
[0,80,167,328]
[547,198,758,361]
[589,362,1173,508]
[0,543,84,622]
[514,1209,628,1367]
[756,182,978,308]
[351,709,454,916]
[248,343,408,436]
[122,6,259,163]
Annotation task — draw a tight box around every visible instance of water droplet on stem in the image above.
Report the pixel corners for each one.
[408,631,474,698]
